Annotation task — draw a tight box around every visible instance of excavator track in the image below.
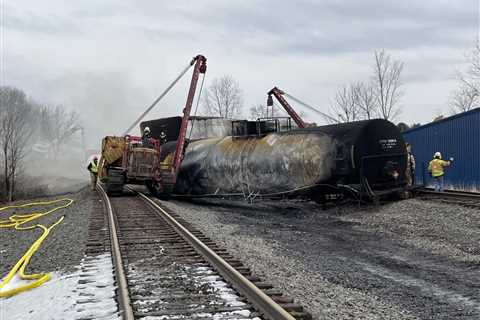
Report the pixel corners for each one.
[106,168,125,195]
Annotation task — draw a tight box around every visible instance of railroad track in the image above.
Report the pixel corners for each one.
[94,185,312,320]
[415,188,480,209]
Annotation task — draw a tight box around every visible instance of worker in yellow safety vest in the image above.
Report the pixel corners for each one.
[87,156,99,191]
[428,152,453,192]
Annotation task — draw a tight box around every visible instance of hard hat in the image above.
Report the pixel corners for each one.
[434,152,441,158]
[144,127,150,132]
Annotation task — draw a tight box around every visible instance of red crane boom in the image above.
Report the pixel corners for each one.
[172,55,207,181]
[267,87,307,129]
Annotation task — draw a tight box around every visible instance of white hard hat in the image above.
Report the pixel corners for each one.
[434,152,442,158]
[144,127,150,132]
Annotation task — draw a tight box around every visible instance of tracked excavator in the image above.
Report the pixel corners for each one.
[98,54,207,195]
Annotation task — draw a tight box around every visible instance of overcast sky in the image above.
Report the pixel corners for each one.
[2,0,479,148]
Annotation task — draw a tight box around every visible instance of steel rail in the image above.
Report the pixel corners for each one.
[96,184,135,320]
[416,188,480,200]
[135,191,296,320]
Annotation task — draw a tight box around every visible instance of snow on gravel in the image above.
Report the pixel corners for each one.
[128,259,261,319]
[189,265,260,313]
[0,253,118,320]
[1,273,78,319]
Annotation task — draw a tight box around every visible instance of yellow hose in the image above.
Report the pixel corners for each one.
[0,198,74,298]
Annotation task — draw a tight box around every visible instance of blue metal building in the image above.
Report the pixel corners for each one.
[403,108,480,190]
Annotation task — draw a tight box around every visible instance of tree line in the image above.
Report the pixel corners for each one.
[203,46,479,130]
[0,86,81,202]
[329,50,404,123]
[201,50,407,124]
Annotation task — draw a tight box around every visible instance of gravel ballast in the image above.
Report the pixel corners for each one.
[3,184,479,319]
[156,196,480,320]
[0,186,102,277]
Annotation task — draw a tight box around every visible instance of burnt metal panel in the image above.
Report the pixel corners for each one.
[188,117,234,139]
[141,116,236,142]
[140,117,182,142]
[403,108,480,190]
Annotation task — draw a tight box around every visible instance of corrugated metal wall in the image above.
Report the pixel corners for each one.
[403,108,480,190]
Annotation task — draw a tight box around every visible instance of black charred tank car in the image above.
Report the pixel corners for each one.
[142,117,407,202]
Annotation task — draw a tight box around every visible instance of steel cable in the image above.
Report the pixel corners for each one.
[188,72,207,140]
[283,91,339,123]
[124,60,194,135]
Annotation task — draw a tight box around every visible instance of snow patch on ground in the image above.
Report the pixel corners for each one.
[188,265,261,319]
[0,253,119,320]
[1,273,78,319]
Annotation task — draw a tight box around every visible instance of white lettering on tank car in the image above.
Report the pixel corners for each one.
[378,138,398,149]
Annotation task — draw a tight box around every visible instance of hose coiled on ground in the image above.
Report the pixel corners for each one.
[0,198,73,298]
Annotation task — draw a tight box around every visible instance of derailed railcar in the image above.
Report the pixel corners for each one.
[174,133,336,196]
[147,117,407,202]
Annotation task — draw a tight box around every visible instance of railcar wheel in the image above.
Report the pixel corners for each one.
[146,181,160,196]
[146,181,172,200]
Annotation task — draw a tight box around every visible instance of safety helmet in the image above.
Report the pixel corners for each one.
[434,152,441,159]
[144,127,150,133]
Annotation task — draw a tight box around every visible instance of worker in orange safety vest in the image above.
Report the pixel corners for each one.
[428,152,453,192]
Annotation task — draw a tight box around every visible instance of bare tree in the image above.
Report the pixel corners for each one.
[0,87,35,201]
[330,84,360,122]
[372,50,404,121]
[203,75,243,118]
[353,82,377,119]
[249,104,268,120]
[39,105,80,158]
[450,83,478,113]
[460,43,480,92]
[450,43,480,114]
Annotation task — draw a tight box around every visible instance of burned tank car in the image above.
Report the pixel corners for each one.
[152,118,407,201]
[309,119,408,196]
